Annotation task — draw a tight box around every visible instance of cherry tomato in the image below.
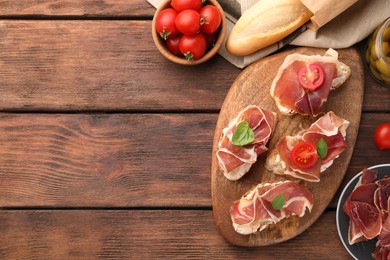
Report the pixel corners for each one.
[171,0,203,12]
[179,33,206,60]
[156,8,178,40]
[298,63,324,91]
[374,123,390,150]
[204,32,217,50]
[291,141,318,169]
[175,9,201,35]
[199,5,221,34]
[166,34,182,56]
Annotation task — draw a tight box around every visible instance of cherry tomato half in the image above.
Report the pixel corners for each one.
[291,141,318,168]
[298,63,324,91]
[200,5,221,34]
[171,0,203,12]
[166,34,182,56]
[179,33,206,61]
[175,9,201,35]
[156,8,179,40]
[374,123,390,150]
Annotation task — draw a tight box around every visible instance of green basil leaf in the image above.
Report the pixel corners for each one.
[316,138,328,159]
[271,194,285,210]
[231,121,255,146]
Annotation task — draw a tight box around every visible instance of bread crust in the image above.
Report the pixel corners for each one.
[226,0,313,56]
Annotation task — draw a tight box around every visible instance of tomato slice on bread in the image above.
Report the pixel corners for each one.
[291,141,318,168]
[298,63,324,91]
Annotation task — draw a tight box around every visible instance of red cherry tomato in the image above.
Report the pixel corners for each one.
[374,123,390,150]
[199,5,222,34]
[179,33,206,60]
[155,8,179,40]
[175,9,201,35]
[298,63,325,91]
[291,141,318,169]
[171,0,203,12]
[166,34,182,56]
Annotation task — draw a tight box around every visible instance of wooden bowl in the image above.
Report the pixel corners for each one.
[152,0,227,66]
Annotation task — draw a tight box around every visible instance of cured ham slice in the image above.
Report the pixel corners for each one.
[373,242,390,260]
[343,168,390,258]
[379,212,390,248]
[373,201,390,259]
[230,181,314,235]
[375,177,390,220]
[343,169,382,244]
[266,111,349,182]
[216,105,277,181]
[270,48,351,116]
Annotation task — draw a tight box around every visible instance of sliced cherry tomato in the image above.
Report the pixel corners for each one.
[291,141,318,169]
[171,0,203,12]
[166,34,182,56]
[155,8,179,40]
[179,33,206,60]
[175,9,201,35]
[199,5,221,34]
[298,63,325,91]
[374,123,390,150]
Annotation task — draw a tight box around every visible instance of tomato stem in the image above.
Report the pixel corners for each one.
[184,51,194,61]
[200,17,209,26]
[159,27,171,41]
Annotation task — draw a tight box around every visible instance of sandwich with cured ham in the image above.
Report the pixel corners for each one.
[216,105,277,181]
[270,49,351,117]
[230,180,314,235]
[265,111,349,182]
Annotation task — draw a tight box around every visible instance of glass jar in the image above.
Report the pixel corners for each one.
[366,17,390,85]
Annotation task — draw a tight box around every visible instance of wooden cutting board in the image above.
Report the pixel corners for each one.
[211,47,364,246]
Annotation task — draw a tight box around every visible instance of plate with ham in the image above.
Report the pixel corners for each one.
[211,47,364,246]
[337,164,390,260]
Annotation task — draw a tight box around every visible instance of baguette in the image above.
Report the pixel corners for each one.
[226,0,313,56]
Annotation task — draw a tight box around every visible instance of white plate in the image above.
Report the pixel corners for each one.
[336,164,390,260]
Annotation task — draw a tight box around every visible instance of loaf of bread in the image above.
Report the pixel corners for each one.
[226,0,313,56]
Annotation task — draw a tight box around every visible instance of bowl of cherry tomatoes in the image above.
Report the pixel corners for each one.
[152,0,226,65]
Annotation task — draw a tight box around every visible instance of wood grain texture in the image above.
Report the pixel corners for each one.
[0,21,387,112]
[211,47,364,246]
[331,112,390,208]
[0,0,155,17]
[0,20,239,111]
[0,113,387,208]
[0,3,387,258]
[0,113,216,207]
[0,210,351,259]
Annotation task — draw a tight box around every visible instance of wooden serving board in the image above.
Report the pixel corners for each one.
[211,47,364,247]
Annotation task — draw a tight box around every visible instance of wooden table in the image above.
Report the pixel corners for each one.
[0,1,389,259]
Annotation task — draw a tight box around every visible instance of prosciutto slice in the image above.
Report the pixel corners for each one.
[265,111,349,182]
[373,242,390,260]
[270,49,351,116]
[373,183,390,260]
[343,168,390,258]
[343,169,390,246]
[216,105,277,181]
[230,181,314,235]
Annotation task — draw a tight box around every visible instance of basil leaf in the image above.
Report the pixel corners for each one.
[316,138,328,159]
[271,194,285,210]
[231,121,255,146]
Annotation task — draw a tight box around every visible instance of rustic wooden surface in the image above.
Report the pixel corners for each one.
[211,48,363,246]
[0,1,389,259]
